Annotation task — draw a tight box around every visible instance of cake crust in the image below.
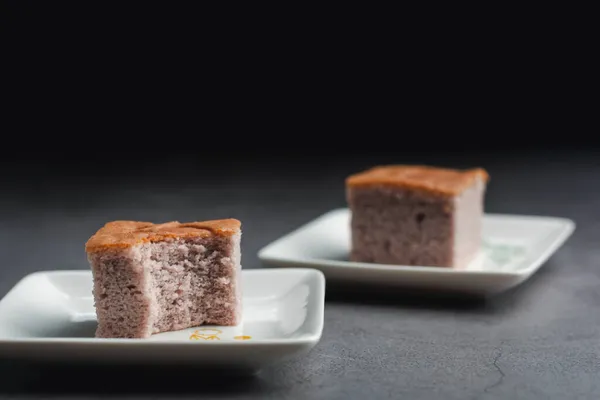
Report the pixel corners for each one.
[346,165,489,196]
[85,219,241,252]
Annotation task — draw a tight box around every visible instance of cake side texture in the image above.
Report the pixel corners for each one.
[348,185,455,266]
[452,177,485,268]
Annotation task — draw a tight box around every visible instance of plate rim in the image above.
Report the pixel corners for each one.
[0,268,325,346]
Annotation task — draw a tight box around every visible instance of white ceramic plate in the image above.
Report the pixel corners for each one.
[258,209,575,295]
[0,268,325,371]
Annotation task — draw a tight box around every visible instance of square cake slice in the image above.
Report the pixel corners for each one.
[85,219,242,338]
[346,165,488,269]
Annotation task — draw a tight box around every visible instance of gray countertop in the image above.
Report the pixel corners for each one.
[0,150,598,399]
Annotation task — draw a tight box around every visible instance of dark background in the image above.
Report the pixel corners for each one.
[2,3,599,399]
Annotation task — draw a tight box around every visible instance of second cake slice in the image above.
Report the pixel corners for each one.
[346,165,488,269]
[86,219,242,338]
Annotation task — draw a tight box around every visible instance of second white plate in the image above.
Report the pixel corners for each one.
[258,209,575,295]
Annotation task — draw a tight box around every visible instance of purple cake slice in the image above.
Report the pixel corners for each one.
[85,219,242,338]
[346,165,489,269]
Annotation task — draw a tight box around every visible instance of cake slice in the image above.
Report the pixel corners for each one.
[85,219,242,338]
[346,165,488,269]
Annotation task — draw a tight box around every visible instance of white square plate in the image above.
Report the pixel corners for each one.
[258,209,575,295]
[0,268,325,371]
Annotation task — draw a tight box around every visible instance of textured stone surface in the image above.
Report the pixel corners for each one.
[0,150,598,399]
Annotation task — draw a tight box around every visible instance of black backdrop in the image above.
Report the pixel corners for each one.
[3,2,597,184]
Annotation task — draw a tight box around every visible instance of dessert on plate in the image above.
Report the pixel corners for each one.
[85,219,242,338]
[346,165,488,269]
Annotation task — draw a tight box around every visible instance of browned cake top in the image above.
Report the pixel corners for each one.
[346,165,489,196]
[85,219,241,253]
